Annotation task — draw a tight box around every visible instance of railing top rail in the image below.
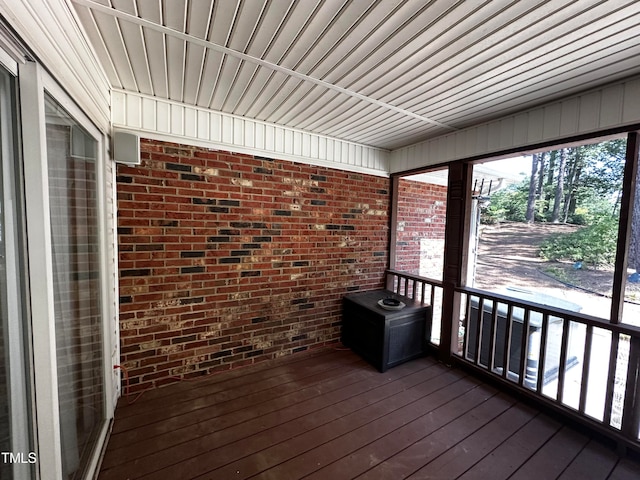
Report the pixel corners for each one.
[456,285,640,338]
[386,269,444,288]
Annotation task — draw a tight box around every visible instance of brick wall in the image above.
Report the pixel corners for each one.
[117,139,390,391]
[395,178,447,277]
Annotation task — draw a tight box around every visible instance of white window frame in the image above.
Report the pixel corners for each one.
[0,49,33,480]
[19,60,115,480]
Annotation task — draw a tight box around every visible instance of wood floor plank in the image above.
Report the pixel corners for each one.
[508,426,590,480]
[166,363,463,480]
[97,349,640,480]
[112,349,357,430]
[101,357,376,468]
[211,372,477,478]
[558,439,620,479]
[251,381,496,480]
[106,355,369,449]
[100,356,440,479]
[313,391,517,480]
[455,413,563,479]
[608,457,640,479]
[353,392,521,480]
[403,404,541,479]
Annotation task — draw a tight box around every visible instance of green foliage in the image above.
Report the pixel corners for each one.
[538,215,619,266]
[481,180,531,223]
[482,138,626,262]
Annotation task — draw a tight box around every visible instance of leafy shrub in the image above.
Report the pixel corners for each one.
[481,183,529,223]
[539,215,619,266]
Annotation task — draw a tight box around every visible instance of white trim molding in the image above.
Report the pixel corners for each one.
[111,89,390,177]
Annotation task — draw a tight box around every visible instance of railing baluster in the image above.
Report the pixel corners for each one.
[384,271,640,449]
[556,319,571,404]
[578,324,594,414]
[604,333,620,427]
[502,304,514,381]
[439,280,640,450]
[622,335,640,439]
[463,294,472,361]
[473,296,485,365]
[535,314,550,393]
[518,309,531,388]
[488,300,498,373]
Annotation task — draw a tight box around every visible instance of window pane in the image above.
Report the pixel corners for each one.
[623,148,640,326]
[45,94,104,480]
[396,171,448,280]
[395,170,448,345]
[471,138,627,321]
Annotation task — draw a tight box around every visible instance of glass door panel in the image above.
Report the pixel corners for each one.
[0,64,31,480]
[45,94,104,480]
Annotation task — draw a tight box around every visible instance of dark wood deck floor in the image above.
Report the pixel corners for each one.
[98,348,640,479]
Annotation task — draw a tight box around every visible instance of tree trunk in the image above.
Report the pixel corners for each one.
[542,150,556,216]
[526,153,539,223]
[551,149,566,223]
[563,148,582,223]
[537,152,546,199]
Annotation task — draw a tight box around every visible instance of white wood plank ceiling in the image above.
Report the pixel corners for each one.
[70,0,640,151]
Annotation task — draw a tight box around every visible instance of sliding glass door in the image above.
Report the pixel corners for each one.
[45,94,106,480]
[15,58,114,480]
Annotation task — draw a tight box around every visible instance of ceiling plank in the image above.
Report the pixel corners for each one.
[91,8,138,91]
[72,0,453,129]
[183,1,214,104]
[386,0,635,111]
[72,4,122,88]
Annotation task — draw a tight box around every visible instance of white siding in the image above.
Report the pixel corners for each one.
[391,77,640,172]
[0,0,111,132]
[112,89,390,176]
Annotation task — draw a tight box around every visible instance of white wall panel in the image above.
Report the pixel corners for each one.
[112,89,389,176]
[171,104,184,136]
[623,78,640,123]
[600,84,624,128]
[391,77,640,172]
[142,97,156,130]
[185,108,197,138]
[559,99,579,137]
[513,113,529,146]
[126,93,141,128]
[543,103,562,140]
[578,91,601,133]
[156,101,170,133]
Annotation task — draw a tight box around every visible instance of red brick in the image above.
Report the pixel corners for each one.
[117,139,389,388]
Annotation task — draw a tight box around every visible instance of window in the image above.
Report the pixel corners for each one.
[469,138,630,323]
[395,170,448,280]
[462,136,638,422]
[394,169,448,345]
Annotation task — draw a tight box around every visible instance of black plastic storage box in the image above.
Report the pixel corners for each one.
[342,289,432,372]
